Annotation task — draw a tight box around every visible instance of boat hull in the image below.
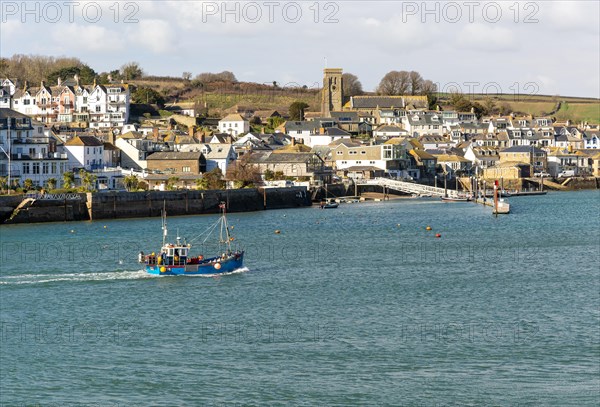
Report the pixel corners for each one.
[146,253,244,276]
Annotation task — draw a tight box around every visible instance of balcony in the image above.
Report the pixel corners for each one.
[60,102,74,108]
[37,102,58,108]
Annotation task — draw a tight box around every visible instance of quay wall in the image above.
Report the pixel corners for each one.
[0,187,311,225]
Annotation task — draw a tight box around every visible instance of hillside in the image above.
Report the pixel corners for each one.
[131,78,600,122]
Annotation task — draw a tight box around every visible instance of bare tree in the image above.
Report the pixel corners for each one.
[342,73,363,97]
[226,154,261,188]
[408,71,423,95]
[421,80,438,95]
[377,70,410,95]
[182,72,192,81]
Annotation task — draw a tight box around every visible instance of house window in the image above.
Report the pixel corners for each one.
[337,151,343,155]
[96,106,101,112]
[361,151,366,155]
[23,163,30,174]
[43,163,49,174]
[182,166,191,172]
[51,162,57,173]
[33,163,40,174]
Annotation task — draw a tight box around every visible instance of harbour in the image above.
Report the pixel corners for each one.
[1,190,598,405]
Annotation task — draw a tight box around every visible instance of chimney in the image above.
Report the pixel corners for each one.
[200,132,206,144]
[188,126,195,138]
[23,81,28,91]
[93,78,97,87]
[320,127,325,135]
[227,135,233,144]
[470,106,475,113]
[74,74,80,86]
[153,127,159,142]
[57,77,62,86]
[291,137,296,146]
[41,80,45,88]
[261,127,265,134]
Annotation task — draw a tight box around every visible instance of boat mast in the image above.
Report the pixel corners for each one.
[161,201,168,246]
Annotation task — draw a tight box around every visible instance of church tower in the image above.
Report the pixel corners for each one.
[321,68,343,117]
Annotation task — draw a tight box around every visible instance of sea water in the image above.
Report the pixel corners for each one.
[1,190,599,406]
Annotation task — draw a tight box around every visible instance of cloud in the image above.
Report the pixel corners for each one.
[456,24,516,52]
[50,24,123,53]
[128,19,175,54]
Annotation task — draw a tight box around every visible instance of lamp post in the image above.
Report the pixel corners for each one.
[434,175,437,189]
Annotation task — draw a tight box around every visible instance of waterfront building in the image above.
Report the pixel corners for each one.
[0,108,69,189]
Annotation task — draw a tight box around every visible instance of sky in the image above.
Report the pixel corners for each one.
[1,0,599,98]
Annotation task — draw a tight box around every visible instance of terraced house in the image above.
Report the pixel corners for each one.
[4,77,130,128]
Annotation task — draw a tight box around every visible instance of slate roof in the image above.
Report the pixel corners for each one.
[147,152,203,160]
[65,135,103,147]
[501,146,546,154]
[348,95,428,109]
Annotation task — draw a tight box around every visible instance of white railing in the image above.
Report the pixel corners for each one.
[360,177,461,198]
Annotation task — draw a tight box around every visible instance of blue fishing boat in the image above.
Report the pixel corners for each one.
[141,202,244,276]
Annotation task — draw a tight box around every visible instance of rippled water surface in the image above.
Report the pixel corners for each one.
[1,190,599,406]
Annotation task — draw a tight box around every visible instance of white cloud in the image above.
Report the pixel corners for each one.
[50,24,122,53]
[128,20,175,54]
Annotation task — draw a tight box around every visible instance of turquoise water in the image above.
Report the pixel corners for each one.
[1,191,599,406]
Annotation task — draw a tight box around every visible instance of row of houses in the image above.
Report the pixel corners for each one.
[2,95,599,191]
[1,78,130,128]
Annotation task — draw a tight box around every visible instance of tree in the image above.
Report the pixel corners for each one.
[120,62,144,80]
[133,87,165,106]
[267,116,285,129]
[0,176,7,193]
[408,71,423,95]
[80,170,97,191]
[63,171,75,189]
[47,64,97,85]
[421,80,437,96]
[226,154,261,189]
[482,97,497,115]
[182,72,192,81]
[263,169,274,181]
[23,178,33,191]
[289,101,309,121]
[123,174,139,191]
[342,73,363,97]
[194,71,237,84]
[449,93,472,112]
[166,177,180,191]
[377,70,410,95]
[196,168,225,190]
[46,178,57,190]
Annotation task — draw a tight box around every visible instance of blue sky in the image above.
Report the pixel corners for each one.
[1,1,599,98]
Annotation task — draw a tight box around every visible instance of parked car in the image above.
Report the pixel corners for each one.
[534,171,551,177]
[558,170,575,177]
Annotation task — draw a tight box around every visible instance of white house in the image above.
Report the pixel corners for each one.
[180,143,236,174]
[0,108,69,189]
[373,124,408,139]
[218,113,249,137]
[402,113,445,137]
[63,135,104,170]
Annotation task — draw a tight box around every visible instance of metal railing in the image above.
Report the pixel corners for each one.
[359,177,461,198]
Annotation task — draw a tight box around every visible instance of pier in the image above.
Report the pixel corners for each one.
[358,178,462,198]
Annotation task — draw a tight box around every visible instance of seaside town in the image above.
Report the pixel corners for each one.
[1,67,599,199]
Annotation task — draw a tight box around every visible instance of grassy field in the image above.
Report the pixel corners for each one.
[555,102,600,123]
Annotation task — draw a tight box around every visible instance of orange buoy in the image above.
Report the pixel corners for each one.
[214,263,222,270]
[275,230,281,234]
[426,226,432,231]
[435,233,441,238]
